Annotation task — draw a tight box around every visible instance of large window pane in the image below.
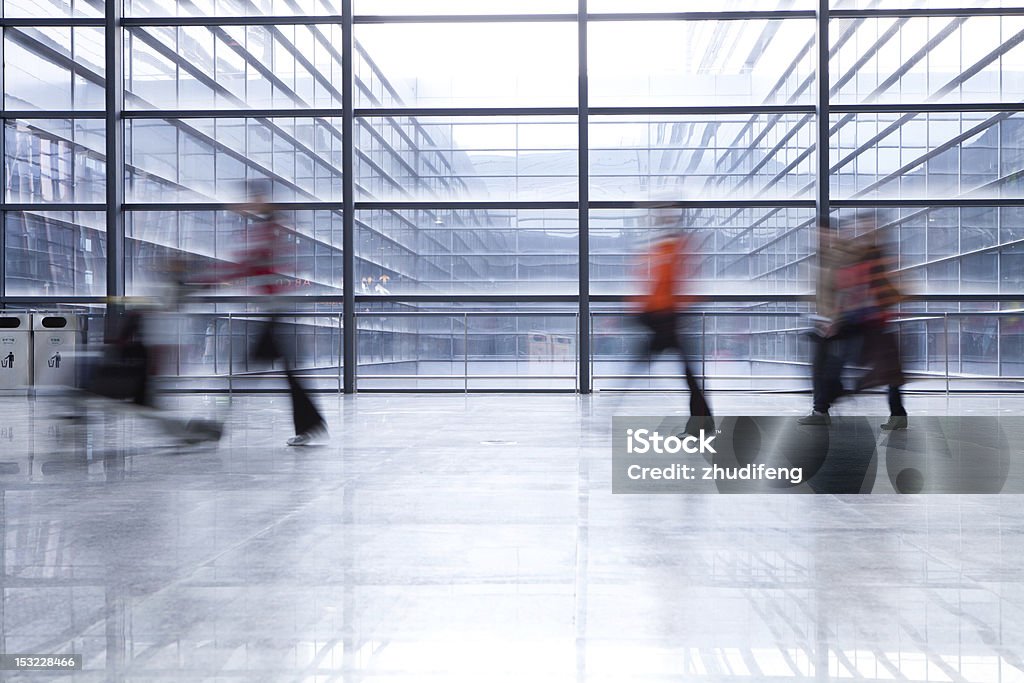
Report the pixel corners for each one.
[357,209,577,295]
[357,0,575,12]
[356,116,576,201]
[830,16,1024,105]
[589,20,816,106]
[5,0,103,18]
[5,119,106,204]
[4,27,104,110]
[357,308,577,390]
[591,1,814,10]
[830,112,1024,200]
[125,0,341,17]
[125,25,344,110]
[832,0,1024,8]
[591,114,815,201]
[355,23,577,107]
[829,206,1024,296]
[5,211,106,296]
[126,210,344,295]
[126,118,343,203]
[591,207,816,296]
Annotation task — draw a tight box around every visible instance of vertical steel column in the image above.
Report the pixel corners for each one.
[813,0,830,325]
[815,0,830,228]
[1,26,5,308]
[342,0,356,393]
[944,313,950,395]
[578,0,591,394]
[105,0,125,334]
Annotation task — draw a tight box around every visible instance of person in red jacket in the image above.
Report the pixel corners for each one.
[229,181,327,446]
[634,228,712,426]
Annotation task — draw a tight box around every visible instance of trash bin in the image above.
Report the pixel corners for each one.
[0,314,30,389]
[33,313,78,386]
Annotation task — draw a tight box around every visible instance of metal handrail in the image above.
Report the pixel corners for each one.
[6,307,1023,394]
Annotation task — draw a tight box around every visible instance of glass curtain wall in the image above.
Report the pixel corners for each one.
[2,1,1023,390]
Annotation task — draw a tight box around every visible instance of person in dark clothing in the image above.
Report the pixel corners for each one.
[800,219,907,429]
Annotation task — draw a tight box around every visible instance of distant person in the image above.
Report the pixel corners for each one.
[634,228,712,430]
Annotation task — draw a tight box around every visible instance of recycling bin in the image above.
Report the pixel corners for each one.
[0,314,30,389]
[32,314,78,386]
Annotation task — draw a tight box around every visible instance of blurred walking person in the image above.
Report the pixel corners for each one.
[231,181,327,446]
[842,237,907,429]
[800,217,907,429]
[634,221,712,431]
[801,220,854,425]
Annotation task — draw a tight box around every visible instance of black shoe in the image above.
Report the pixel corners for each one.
[881,416,908,431]
[797,411,831,426]
[684,415,715,438]
[181,418,225,444]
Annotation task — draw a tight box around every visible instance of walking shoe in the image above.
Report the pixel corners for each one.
[880,416,908,431]
[797,411,831,425]
[683,415,716,438]
[287,424,327,446]
[287,432,313,446]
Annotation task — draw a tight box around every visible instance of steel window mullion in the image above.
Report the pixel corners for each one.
[586,11,816,22]
[4,293,1020,305]
[342,0,355,394]
[106,0,124,314]
[831,7,1024,19]
[816,0,830,228]
[1,111,105,119]
[121,16,345,27]
[589,105,816,116]
[578,0,590,395]
[834,198,1024,207]
[589,200,814,209]
[354,14,579,24]
[125,108,348,141]
[4,203,104,211]
[0,18,105,27]
[124,202,344,211]
[832,103,1024,114]
[1,26,3,306]
[357,201,579,210]
[357,107,579,117]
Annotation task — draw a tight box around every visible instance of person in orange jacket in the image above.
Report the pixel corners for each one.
[634,229,712,425]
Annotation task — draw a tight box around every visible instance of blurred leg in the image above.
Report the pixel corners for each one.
[888,385,907,417]
[286,368,326,436]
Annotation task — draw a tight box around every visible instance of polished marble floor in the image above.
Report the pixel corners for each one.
[1,390,1024,681]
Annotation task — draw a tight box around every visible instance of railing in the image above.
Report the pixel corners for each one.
[3,307,1023,394]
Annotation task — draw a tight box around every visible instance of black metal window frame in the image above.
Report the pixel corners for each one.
[2,4,1024,393]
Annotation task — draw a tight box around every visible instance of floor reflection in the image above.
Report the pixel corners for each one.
[0,393,1022,681]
